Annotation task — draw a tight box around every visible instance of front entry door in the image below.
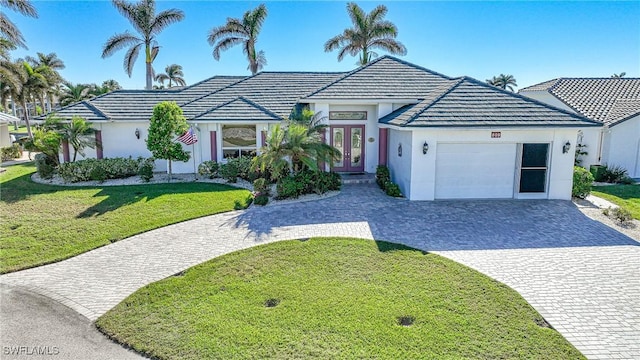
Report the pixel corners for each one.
[330,125,365,172]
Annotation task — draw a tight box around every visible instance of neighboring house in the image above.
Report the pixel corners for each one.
[0,113,20,148]
[42,56,599,200]
[520,78,640,178]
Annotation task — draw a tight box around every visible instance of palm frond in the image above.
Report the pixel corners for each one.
[102,32,142,58]
[212,37,244,60]
[207,24,247,45]
[1,0,38,17]
[369,38,407,56]
[324,34,345,52]
[123,42,142,77]
[150,8,185,35]
[0,13,27,48]
[367,4,388,23]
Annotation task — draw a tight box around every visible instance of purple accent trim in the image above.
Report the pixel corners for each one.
[378,128,388,166]
[210,131,217,161]
[95,131,103,159]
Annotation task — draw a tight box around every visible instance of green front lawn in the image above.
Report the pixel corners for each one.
[8,125,28,134]
[97,238,584,360]
[592,184,640,220]
[0,164,252,273]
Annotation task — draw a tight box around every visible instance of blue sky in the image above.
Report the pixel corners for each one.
[9,1,640,90]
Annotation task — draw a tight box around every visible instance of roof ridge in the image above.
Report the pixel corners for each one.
[179,74,259,107]
[82,100,111,119]
[302,56,391,98]
[406,78,466,123]
[519,78,561,92]
[303,56,453,99]
[178,75,246,93]
[463,76,601,125]
[191,96,280,121]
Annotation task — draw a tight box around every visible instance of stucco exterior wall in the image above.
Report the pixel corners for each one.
[387,129,413,198]
[403,128,581,201]
[603,116,640,178]
[0,123,11,148]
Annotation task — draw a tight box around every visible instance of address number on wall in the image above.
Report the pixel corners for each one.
[491,132,501,138]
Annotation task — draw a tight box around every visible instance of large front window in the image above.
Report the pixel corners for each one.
[222,125,257,159]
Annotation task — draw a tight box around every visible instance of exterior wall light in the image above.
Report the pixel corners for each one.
[398,143,402,157]
[135,128,140,139]
[423,141,429,155]
[562,141,571,154]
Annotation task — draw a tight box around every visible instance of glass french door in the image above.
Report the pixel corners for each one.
[330,125,365,172]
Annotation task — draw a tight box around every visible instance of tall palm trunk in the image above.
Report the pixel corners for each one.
[21,99,33,138]
[145,44,153,90]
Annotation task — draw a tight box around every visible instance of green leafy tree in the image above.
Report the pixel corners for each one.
[23,127,62,166]
[101,0,184,90]
[486,74,518,92]
[60,116,98,162]
[324,3,407,66]
[155,63,186,87]
[146,101,190,180]
[207,4,268,75]
[101,79,122,92]
[5,60,48,138]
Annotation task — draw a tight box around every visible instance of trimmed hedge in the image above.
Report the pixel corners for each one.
[275,170,341,200]
[376,165,403,197]
[1,144,22,161]
[57,157,149,183]
[572,166,593,199]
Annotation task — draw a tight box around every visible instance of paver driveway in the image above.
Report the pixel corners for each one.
[1,184,638,359]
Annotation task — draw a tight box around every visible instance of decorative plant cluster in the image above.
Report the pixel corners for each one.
[376,165,402,197]
[1,144,22,161]
[574,143,588,166]
[252,178,270,205]
[602,206,634,226]
[56,157,154,183]
[275,170,341,200]
[593,164,634,184]
[572,166,594,199]
[197,160,220,179]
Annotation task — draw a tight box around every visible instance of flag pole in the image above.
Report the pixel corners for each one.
[193,140,197,181]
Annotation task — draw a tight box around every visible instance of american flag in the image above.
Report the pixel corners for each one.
[177,127,198,145]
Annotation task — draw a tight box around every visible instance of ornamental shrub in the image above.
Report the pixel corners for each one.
[276,176,305,199]
[572,166,594,199]
[253,177,270,196]
[254,194,269,206]
[138,157,155,182]
[198,161,219,179]
[1,144,22,161]
[219,161,239,183]
[600,164,629,184]
[34,153,56,179]
[612,207,633,225]
[384,181,403,197]
[57,157,142,183]
[227,156,253,181]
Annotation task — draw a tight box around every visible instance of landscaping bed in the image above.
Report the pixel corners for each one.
[97,238,584,360]
[0,164,252,273]
[592,184,640,220]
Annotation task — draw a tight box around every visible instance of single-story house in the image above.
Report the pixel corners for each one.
[520,78,640,178]
[44,56,600,200]
[0,112,19,148]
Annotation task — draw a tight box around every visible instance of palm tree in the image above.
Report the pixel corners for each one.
[0,0,38,50]
[26,52,65,111]
[60,116,98,162]
[207,4,268,75]
[611,72,626,78]
[154,63,186,87]
[324,3,407,66]
[59,82,94,106]
[486,74,518,92]
[101,79,122,92]
[5,60,48,137]
[254,114,341,180]
[101,0,184,90]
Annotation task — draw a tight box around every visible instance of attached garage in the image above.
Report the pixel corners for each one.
[435,143,517,199]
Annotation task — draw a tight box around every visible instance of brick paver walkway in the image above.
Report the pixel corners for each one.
[1,184,638,359]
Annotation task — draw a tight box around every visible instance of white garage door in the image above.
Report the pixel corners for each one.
[435,143,517,199]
